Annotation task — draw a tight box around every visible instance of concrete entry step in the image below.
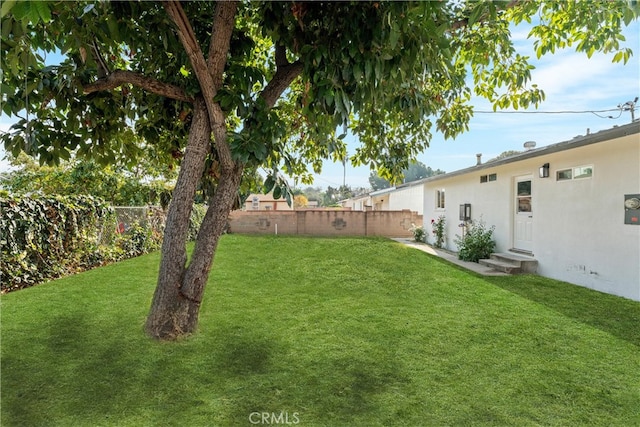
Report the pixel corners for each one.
[479,252,538,275]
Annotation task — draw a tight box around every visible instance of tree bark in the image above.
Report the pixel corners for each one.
[142,1,241,341]
[83,70,194,103]
[179,163,244,331]
[144,97,210,340]
[145,0,302,340]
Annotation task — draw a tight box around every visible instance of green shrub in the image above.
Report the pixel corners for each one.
[188,204,207,240]
[117,221,161,258]
[410,224,426,242]
[0,194,115,292]
[431,215,446,248]
[1,195,207,292]
[455,219,496,262]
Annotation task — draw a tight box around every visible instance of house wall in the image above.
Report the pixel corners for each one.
[388,185,424,214]
[371,195,390,210]
[423,132,640,301]
[343,196,372,211]
[243,193,293,211]
[228,210,422,237]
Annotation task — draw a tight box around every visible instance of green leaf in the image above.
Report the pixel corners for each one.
[612,51,623,63]
[273,185,282,200]
[389,27,400,50]
[353,63,362,81]
[0,0,17,18]
[34,1,51,23]
[107,17,120,41]
[1,20,11,40]
[10,0,30,20]
[365,61,372,80]
[468,4,484,26]
[263,175,275,194]
[285,189,292,207]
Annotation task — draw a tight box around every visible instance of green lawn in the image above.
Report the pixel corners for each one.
[2,235,639,426]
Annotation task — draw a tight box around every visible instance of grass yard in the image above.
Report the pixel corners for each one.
[2,235,639,426]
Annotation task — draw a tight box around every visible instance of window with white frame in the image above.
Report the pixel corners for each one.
[573,166,593,179]
[251,196,260,210]
[436,189,445,209]
[557,165,593,181]
[480,173,497,183]
[556,169,572,181]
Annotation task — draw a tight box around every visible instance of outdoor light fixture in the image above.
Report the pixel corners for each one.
[539,163,550,178]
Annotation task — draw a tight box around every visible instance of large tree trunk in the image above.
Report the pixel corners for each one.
[144,1,300,341]
[177,163,243,332]
[144,93,244,340]
[144,97,212,340]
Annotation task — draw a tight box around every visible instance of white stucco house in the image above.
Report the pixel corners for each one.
[343,180,425,214]
[341,193,373,211]
[420,121,640,301]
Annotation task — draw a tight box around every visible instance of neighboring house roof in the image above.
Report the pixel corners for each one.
[247,193,287,202]
[418,121,640,184]
[369,186,397,196]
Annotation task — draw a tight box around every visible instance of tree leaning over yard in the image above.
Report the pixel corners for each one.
[2,1,638,340]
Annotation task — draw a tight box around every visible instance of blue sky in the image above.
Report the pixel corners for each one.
[314,20,640,189]
[2,20,639,188]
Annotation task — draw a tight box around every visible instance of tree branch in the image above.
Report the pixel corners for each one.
[83,70,194,103]
[164,0,237,171]
[275,44,289,68]
[207,2,238,88]
[261,60,304,109]
[257,44,304,108]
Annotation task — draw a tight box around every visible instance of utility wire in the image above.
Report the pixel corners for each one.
[473,102,638,121]
[473,107,623,114]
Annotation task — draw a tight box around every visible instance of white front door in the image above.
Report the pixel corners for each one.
[513,176,533,252]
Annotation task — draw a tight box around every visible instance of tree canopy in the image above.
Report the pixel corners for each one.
[369,160,446,190]
[3,1,636,181]
[0,154,174,207]
[2,0,637,339]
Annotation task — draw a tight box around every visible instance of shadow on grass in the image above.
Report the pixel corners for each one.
[484,274,640,347]
[4,312,411,425]
[425,254,640,347]
[428,255,640,347]
[3,313,145,425]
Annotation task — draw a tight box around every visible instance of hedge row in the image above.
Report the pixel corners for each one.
[1,195,206,293]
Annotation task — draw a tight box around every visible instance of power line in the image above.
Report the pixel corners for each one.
[473,99,639,121]
[473,108,623,114]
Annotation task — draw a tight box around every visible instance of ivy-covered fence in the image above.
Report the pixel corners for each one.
[1,195,116,292]
[0,195,211,293]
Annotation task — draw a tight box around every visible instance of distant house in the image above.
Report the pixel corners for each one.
[243,192,293,211]
[342,181,425,214]
[420,122,640,301]
[386,181,424,214]
[341,193,373,211]
[370,187,392,211]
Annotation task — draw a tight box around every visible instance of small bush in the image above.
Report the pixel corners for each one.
[410,224,426,242]
[455,219,496,262]
[117,221,161,258]
[431,215,446,248]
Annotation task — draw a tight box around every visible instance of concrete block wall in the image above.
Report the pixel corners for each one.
[366,210,419,236]
[228,210,422,237]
